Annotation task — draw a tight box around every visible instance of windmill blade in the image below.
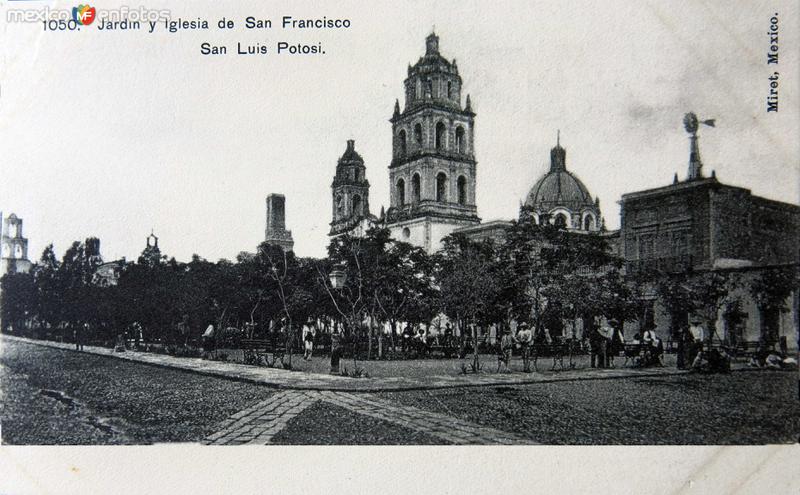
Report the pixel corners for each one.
[702,119,716,127]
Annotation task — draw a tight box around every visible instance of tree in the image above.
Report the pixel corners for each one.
[32,244,63,335]
[499,206,619,340]
[0,271,35,334]
[117,245,182,344]
[322,232,375,371]
[434,233,501,371]
[657,270,740,344]
[750,265,799,345]
[598,269,651,336]
[366,232,436,359]
[258,242,316,368]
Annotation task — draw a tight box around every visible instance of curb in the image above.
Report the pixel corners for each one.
[2,334,759,393]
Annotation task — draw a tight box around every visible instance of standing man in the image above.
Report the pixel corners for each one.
[74,323,86,351]
[402,323,413,353]
[675,324,688,369]
[443,322,454,357]
[599,321,617,368]
[303,319,315,361]
[516,322,533,372]
[688,317,706,365]
[589,326,606,369]
[498,327,515,373]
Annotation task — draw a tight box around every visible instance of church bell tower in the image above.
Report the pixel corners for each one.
[385,32,480,252]
[330,139,371,236]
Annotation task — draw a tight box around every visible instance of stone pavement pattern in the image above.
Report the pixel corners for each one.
[203,390,529,445]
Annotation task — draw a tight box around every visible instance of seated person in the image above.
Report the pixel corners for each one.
[691,348,731,373]
[649,337,665,366]
[642,326,656,345]
[765,350,784,370]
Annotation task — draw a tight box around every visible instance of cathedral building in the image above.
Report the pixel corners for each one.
[328,33,605,253]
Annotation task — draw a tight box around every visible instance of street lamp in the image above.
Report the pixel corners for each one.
[329,263,347,289]
[326,262,348,374]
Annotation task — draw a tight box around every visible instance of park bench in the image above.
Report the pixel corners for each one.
[428,343,458,358]
[621,343,665,367]
[622,343,644,367]
[731,340,764,359]
[428,337,459,358]
[531,340,577,371]
[240,338,284,366]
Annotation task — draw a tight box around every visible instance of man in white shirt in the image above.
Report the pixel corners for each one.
[688,318,706,365]
[689,321,705,343]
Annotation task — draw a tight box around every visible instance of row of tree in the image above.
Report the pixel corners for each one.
[2,207,797,365]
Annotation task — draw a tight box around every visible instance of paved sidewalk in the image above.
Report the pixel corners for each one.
[204,390,529,445]
[3,335,698,392]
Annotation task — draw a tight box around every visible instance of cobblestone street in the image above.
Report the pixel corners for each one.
[2,336,797,445]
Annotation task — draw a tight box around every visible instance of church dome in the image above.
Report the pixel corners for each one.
[526,169,595,211]
[524,137,602,231]
[526,140,595,211]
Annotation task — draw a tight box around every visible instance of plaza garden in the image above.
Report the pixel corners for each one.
[2,208,797,378]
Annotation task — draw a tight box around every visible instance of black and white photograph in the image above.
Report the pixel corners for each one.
[0,0,798,492]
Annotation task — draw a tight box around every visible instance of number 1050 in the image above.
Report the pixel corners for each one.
[42,19,80,31]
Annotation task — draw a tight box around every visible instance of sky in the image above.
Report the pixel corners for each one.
[1,0,798,263]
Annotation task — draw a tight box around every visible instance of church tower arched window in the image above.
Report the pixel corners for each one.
[455,126,465,153]
[447,81,453,99]
[352,195,362,216]
[435,122,446,150]
[412,173,421,203]
[396,179,406,206]
[398,130,407,156]
[457,176,467,204]
[584,215,594,231]
[414,123,423,147]
[436,172,447,202]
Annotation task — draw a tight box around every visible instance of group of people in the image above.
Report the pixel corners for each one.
[400,323,435,356]
[496,322,534,373]
[588,321,627,368]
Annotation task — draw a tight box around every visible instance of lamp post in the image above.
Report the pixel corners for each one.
[327,263,347,374]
